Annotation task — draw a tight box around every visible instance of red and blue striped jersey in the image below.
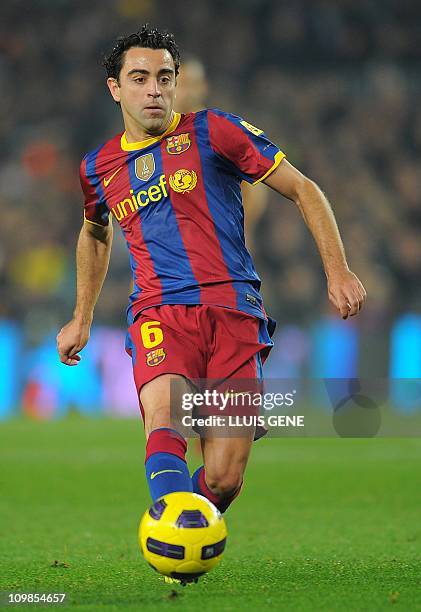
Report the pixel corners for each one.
[80,109,285,325]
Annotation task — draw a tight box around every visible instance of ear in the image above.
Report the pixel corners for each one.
[107,77,121,103]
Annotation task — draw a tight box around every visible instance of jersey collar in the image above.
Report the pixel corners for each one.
[120,112,181,151]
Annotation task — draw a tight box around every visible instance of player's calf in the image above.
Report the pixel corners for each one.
[192,435,252,512]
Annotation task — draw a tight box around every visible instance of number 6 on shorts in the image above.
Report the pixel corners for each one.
[140,321,163,348]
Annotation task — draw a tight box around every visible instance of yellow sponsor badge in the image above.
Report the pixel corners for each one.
[240,120,263,136]
[169,169,198,194]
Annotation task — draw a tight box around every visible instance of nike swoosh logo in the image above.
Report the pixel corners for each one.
[103,166,122,187]
[150,469,183,480]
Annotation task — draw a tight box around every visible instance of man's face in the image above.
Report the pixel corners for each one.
[107,47,176,136]
[175,61,208,113]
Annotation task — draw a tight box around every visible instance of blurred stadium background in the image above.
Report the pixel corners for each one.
[2,3,421,609]
[0,0,420,418]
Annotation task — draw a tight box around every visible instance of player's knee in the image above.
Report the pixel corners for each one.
[206,469,243,498]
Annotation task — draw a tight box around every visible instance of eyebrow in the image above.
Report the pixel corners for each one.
[127,68,174,77]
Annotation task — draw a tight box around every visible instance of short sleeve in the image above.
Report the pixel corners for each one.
[80,156,110,227]
[207,109,286,185]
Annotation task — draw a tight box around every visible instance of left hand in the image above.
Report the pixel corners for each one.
[327,269,367,319]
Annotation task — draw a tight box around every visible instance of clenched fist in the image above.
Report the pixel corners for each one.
[327,269,367,319]
[57,317,92,366]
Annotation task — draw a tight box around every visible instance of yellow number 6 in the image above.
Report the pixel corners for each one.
[140,321,163,348]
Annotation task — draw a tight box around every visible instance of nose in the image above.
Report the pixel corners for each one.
[147,79,161,98]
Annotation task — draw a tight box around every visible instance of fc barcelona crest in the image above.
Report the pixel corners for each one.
[146,348,166,367]
[135,153,155,181]
[166,133,191,155]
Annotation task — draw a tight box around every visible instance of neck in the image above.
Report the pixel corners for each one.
[124,111,174,143]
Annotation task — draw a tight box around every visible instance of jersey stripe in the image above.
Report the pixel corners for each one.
[160,116,237,308]
[102,148,143,326]
[196,112,261,312]
[93,141,143,325]
[126,147,200,317]
[122,155,163,317]
[84,145,108,224]
[207,111,278,183]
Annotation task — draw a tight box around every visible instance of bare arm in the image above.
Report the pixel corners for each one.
[57,220,113,365]
[264,159,366,318]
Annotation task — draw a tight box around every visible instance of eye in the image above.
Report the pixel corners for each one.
[160,76,171,84]
[134,77,145,84]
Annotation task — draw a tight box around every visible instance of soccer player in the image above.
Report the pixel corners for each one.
[57,26,366,518]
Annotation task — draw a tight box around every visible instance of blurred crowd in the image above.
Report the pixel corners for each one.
[1,0,420,340]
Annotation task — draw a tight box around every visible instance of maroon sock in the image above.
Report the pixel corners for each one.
[193,465,242,513]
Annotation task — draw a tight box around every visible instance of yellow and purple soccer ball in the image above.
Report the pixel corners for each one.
[139,492,227,582]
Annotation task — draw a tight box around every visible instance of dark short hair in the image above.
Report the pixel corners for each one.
[103,24,181,82]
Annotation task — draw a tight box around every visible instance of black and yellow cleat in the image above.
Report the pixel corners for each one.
[163,575,199,586]
[163,576,180,585]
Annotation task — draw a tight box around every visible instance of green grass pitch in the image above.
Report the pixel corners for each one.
[1,417,420,611]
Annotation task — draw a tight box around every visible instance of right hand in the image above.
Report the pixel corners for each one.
[327,268,367,319]
[56,317,91,366]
